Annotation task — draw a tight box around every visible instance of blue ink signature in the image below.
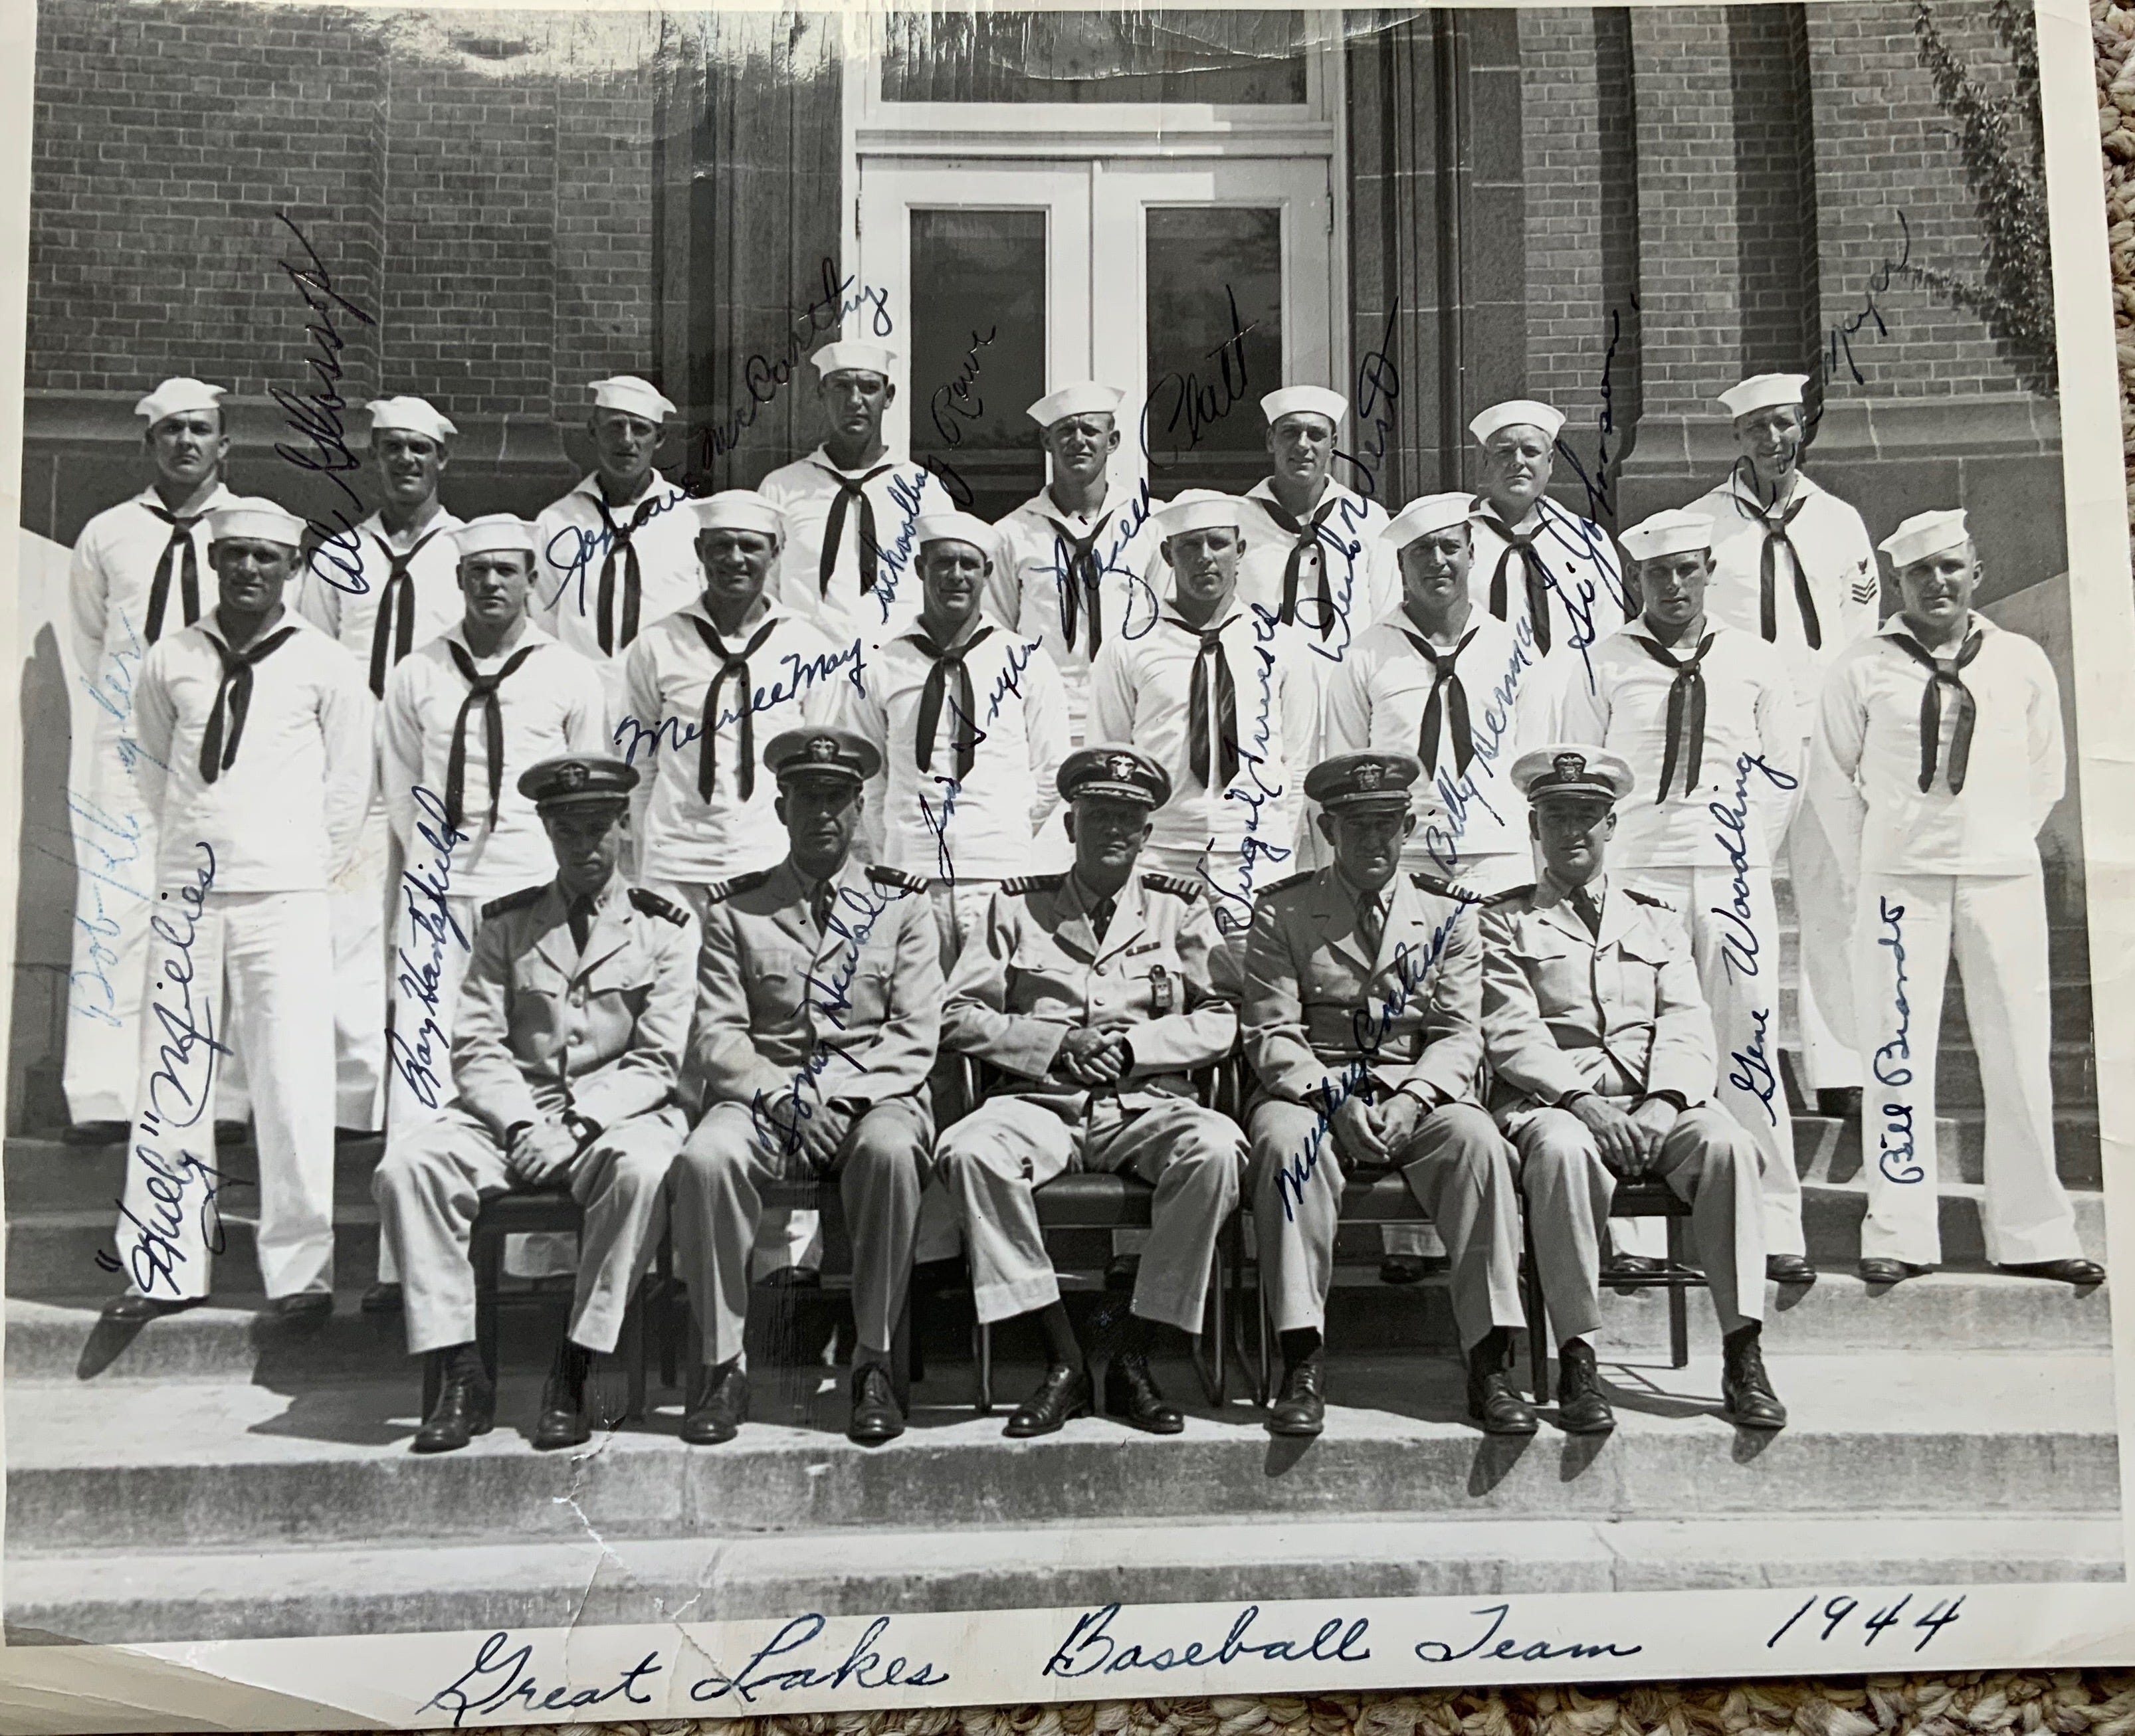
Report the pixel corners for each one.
[271,212,377,587]
[1270,903,1466,1220]
[1873,894,1923,1183]
[1726,1006,1780,1128]
[385,787,471,1111]
[1423,617,1538,878]
[1707,751,1800,983]
[1045,1602,1370,1680]
[540,486,688,619]
[1205,605,1293,933]
[613,640,866,769]
[694,257,894,467]
[914,635,1042,880]
[1334,300,1399,503]
[920,326,995,510]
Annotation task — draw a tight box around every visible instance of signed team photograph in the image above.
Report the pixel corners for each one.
[2,0,2133,1724]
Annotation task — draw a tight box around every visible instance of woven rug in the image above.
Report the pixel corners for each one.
[102,7,2135,1735]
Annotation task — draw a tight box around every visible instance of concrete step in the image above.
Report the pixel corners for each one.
[6,1353,2116,1554]
[8,1255,2110,1391]
[1801,1179,2106,1265]
[3,1136,381,1214]
[4,1207,383,1300]
[8,1509,2118,1646]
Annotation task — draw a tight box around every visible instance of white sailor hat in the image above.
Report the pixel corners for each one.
[1469,399,1566,446]
[1879,509,1970,570]
[1152,489,1243,541]
[914,511,1001,567]
[1383,491,1480,551]
[205,497,306,549]
[1717,373,1810,419]
[452,514,538,559]
[811,341,898,381]
[1260,385,1348,429]
[691,490,784,539]
[1028,382,1124,427]
[134,377,227,428]
[1620,508,1715,564]
[588,375,676,423]
[1511,744,1637,806]
[366,396,457,443]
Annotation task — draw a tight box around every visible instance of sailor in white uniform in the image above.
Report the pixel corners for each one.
[1807,508,2100,1288]
[62,377,236,1135]
[1688,372,1881,1119]
[758,340,956,648]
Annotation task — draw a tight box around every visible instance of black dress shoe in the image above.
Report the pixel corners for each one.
[1554,1340,1616,1434]
[61,1119,128,1148]
[1815,1087,1863,1119]
[1266,1357,1326,1438]
[1859,1256,1932,1286]
[1465,1334,1539,1436]
[271,1292,333,1322]
[1722,1326,1787,1430]
[1104,1352,1183,1434]
[1603,1253,1665,1288]
[848,1362,905,1445]
[1104,1253,1140,1292]
[681,1359,750,1444]
[2000,1258,2106,1286]
[413,1353,494,1454]
[532,1346,591,1451]
[1003,1363,1092,1438]
[1378,1256,1429,1286]
[1766,1253,1817,1286]
[759,1266,821,1290]
[359,1282,404,1315]
[213,1119,249,1147]
[101,1292,201,1324]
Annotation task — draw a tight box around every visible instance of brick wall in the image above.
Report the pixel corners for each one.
[1517,9,1606,421]
[1729,5,1822,380]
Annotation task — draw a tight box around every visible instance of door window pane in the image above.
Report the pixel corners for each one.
[908,209,1047,522]
[883,12,1308,106]
[1143,207,1283,496]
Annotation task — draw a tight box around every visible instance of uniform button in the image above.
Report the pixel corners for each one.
[569,988,587,1007]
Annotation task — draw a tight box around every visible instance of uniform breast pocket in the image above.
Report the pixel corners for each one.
[1506,946,1575,1017]
[1607,937,1668,1023]
[748,957,805,1021]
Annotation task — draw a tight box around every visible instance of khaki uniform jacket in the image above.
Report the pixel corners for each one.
[692,857,943,1112]
[1243,866,1485,1108]
[453,874,700,1137]
[1478,877,1717,1109]
[942,870,1240,1111]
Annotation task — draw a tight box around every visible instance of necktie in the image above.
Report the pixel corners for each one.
[1755,491,1820,650]
[1569,884,1603,937]
[1401,627,1477,777]
[367,526,445,698]
[1355,889,1385,960]
[197,625,300,783]
[1168,614,1241,791]
[808,880,835,934]
[912,624,995,784]
[1263,496,1342,637]
[1637,632,1716,803]
[689,615,779,803]
[817,462,894,598]
[1088,896,1116,943]
[1889,628,1984,793]
[593,492,662,656]
[566,894,595,953]
[1478,511,1554,656]
[1045,514,1110,659]
[443,640,540,830]
[142,505,205,646]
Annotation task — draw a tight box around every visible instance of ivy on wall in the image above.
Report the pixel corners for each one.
[1909,0,2059,396]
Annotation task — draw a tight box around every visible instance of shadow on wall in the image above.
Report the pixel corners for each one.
[1981,569,2084,916]
[14,533,83,1136]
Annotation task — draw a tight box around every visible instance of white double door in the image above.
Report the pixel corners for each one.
[857,157,1333,513]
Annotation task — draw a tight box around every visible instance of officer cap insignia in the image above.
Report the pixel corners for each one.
[1108,751,1139,781]
[481,884,548,920]
[627,888,688,925]
[1355,762,1385,791]
[1553,751,1585,781]
[1140,872,1201,900]
[702,867,775,905]
[1001,874,1066,896]
[866,864,926,893]
[806,735,839,763]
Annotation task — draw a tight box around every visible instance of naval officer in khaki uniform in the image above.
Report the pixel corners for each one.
[371,754,698,1454]
[1481,745,1784,1434]
[1244,751,1534,1439]
[935,745,1247,1439]
[670,727,944,1449]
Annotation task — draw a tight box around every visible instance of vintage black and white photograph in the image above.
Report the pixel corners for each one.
[2,0,2131,1713]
